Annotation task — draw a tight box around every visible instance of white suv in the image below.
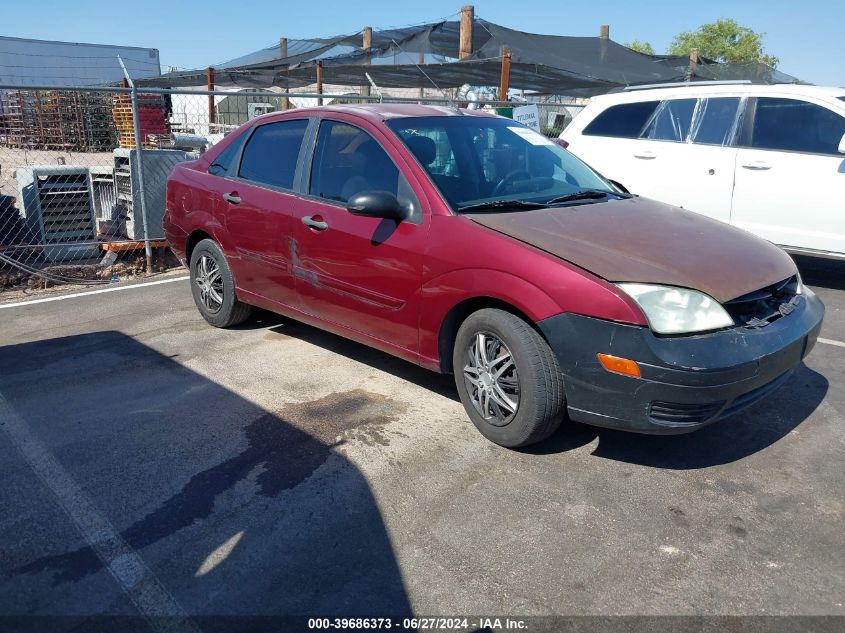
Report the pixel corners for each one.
[560,82,845,259]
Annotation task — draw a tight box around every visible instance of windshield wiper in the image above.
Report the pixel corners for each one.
[545,190,613,205]
[457,199,548,212]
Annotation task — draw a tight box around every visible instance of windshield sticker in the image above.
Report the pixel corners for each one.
[507,126,555,146]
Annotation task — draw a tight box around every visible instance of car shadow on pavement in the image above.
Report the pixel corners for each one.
[242,310,459,402]
[0,331,412,618]
[528,363,828,469]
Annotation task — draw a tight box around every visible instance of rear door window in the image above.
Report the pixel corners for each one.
[238,118,309,189]
[748,97,845,155]
[691,97,741,146]
[582,101,660,138]
[642,98,697,142]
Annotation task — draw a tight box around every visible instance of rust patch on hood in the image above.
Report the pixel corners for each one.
[469,197,797,303]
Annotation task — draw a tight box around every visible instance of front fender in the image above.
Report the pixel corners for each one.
[418,268,563,365]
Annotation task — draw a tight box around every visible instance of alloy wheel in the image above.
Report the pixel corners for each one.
[195,254,224,314]
[463,331,520,426]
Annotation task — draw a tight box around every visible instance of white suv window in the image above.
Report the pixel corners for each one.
[691,97,741,146]
[747,97,845,155]
[582,101,660,138]
[642,98,697,142]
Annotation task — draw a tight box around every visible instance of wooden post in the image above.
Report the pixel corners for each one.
[206,67,215,127]
[599,25,609,62]
[361,26,372,97]
[499,47,511,101]
[279,38,290,110]
[689,47,700,80]
[459,5,474,60]
[316,60,323,106]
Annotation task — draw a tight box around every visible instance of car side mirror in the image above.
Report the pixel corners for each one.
[346,191,408,222]
[838,132,845,154]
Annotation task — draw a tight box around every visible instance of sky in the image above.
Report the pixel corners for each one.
[2,0,842,86]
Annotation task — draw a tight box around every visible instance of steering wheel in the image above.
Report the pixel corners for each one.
[492,170,532,197]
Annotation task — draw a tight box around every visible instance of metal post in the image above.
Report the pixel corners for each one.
[279,38,290,110]
[206,67,215,128]
[117,55,153,275]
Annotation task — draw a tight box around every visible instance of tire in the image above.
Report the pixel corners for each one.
[453,308,565,448]
[189,238,252,328]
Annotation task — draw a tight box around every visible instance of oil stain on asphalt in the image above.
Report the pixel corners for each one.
[17,389,406,585]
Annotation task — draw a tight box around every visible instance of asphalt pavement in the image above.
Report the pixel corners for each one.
[0,256,843,628]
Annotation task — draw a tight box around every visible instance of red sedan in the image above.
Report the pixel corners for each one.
[165,105,823,447]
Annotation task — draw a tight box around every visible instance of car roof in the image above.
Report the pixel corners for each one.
[592,83,845,104]
[261,103,500,124]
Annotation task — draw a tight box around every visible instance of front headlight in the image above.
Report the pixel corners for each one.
[616,283,734,334]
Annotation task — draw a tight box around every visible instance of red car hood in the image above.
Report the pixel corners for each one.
[468,196,797,303]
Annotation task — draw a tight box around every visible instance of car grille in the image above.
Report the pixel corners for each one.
[723,275,801,329]
[649,401,725,427]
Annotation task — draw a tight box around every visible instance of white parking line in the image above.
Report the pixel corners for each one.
[819,337,845,348]
[0,276,189,310]
[0,392,200,630]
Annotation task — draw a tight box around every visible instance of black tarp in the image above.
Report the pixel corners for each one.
[138,19,798,94]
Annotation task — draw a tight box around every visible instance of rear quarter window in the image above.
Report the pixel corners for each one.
[207,132,246,176]
[582,101,660,138]
[238,119,309,189]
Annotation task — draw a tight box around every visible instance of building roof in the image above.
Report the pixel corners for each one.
[0,35,160,87]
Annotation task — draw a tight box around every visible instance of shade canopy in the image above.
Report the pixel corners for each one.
[137,19,797,95]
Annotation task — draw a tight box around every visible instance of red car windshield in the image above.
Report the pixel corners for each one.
[387,115,616,211]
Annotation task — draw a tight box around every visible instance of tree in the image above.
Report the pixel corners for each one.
[625,40,655,55]
[668,19,778,67]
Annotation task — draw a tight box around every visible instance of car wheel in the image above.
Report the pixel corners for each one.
[453,308,565,447]
[189,238,252,328]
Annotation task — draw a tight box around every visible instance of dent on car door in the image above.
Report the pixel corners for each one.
[732,97,845,255]
[221,117,309,305]
[291,118,428,354]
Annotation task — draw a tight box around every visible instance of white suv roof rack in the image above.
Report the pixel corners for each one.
[621,80,753,91]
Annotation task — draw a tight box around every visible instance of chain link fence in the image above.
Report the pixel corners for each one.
[0,84,584,297]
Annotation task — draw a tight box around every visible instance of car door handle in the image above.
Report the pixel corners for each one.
[633,150,657,159]
[741,161,772,170]
[222,192,241,204]
[302,215,328,231]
